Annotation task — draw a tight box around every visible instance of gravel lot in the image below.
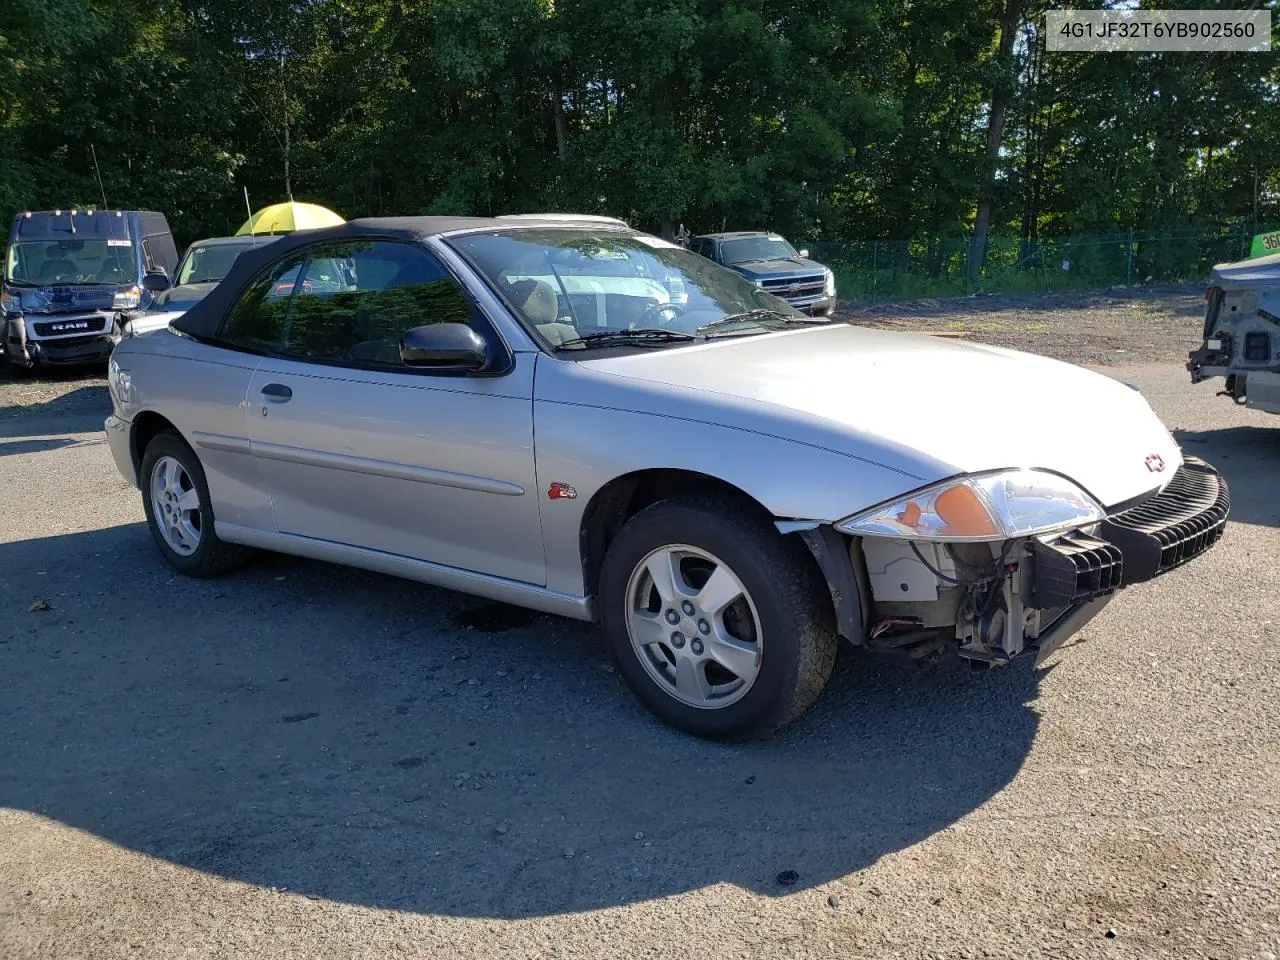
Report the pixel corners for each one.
[1,290,1277,960]
[839,283,1206,368]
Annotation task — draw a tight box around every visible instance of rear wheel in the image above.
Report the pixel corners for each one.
[140,430,247,577]
[598,497,837,741]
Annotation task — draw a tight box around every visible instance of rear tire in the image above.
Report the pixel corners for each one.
[598,496,837,741]
[140,430,248,577]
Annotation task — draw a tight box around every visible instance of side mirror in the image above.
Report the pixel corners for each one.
[400,323,488,372]
[142,271,170,293]
[797,249,810,259]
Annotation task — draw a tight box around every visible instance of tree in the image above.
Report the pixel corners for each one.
[2,0,1275,258]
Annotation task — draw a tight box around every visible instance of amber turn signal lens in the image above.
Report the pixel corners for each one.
[935,485,999,537]
[896,500,922,527]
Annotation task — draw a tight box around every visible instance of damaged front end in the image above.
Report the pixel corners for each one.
[1188,259,1280,415]
[798,458,1229,668]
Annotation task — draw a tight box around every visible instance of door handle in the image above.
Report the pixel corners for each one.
[260,383,293,402]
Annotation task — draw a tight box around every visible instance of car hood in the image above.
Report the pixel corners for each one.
[727,258,825,281]
[125,310,185,336]
[573,325,1182,509]
[154,282,219,309]
[1210,251,1280,291]
[9,284,119,314]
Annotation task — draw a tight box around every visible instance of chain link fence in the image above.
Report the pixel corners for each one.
[807,226,1255,304]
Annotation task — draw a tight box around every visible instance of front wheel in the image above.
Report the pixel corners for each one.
[598,497,838,741]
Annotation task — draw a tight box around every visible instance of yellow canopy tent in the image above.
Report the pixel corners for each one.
[236,201,345,236]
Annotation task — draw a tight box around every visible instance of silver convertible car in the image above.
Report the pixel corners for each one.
[105,216,1229,740]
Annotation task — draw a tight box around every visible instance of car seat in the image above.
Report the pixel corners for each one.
[96,258,128,284]
[39,257,75,283]
[346,304,403,365]
[345,254,447,364]
[506,278,576,345]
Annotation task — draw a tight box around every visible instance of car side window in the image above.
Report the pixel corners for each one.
[149,233,179,276]
[218,252,308,352]
[277,240,476,367]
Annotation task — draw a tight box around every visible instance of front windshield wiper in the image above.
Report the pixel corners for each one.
[555,327,698,349]
[696,309,820,336]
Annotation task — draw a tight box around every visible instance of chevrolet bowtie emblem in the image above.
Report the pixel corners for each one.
[1145,454,1166,473]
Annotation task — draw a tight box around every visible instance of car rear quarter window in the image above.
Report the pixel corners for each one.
[218,253,308,352]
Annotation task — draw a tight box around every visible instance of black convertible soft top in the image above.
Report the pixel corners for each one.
[169,215,520,339]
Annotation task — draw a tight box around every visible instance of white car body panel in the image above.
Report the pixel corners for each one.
[575,324,1182,509]
[124,310,186,336]
[244,353,546,585]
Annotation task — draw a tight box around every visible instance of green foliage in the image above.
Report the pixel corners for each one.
[1,0,1276,272]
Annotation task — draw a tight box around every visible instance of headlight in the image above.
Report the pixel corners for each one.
[824,268,836,297]
[113,285,142,310]
[0,289,20,315]
[108,356,133,405]
[836,470,1105,542]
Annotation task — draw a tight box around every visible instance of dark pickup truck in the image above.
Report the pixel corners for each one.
[689,231,836,316]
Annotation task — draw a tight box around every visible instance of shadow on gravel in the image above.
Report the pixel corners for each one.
[0,436,85,457]
[0,383,111,438]
[1175,425,1280,529]
[0,523,1039,918]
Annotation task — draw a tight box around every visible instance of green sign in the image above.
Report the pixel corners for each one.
[1250,229,1280,258]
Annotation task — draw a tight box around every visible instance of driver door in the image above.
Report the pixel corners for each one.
[228,238,545,585]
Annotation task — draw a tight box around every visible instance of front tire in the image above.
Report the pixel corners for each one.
[598,497,837,741]
[140,430,247,577]
[2,356,33,379]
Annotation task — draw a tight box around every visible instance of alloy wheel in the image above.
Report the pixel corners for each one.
[624,543,763,709]
[150,455,202,556]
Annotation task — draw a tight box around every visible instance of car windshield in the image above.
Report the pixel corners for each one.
[177,241,258,285]
[718,236,798,265]
[448,229,810,347]
[5,239,137,286]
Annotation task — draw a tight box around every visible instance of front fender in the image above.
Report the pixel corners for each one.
[533,399,923,597]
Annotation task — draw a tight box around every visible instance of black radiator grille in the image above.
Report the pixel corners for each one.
[760,275,826,300]
[33,315,108,337]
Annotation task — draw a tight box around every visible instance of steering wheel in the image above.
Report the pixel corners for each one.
[635,299,683,329]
